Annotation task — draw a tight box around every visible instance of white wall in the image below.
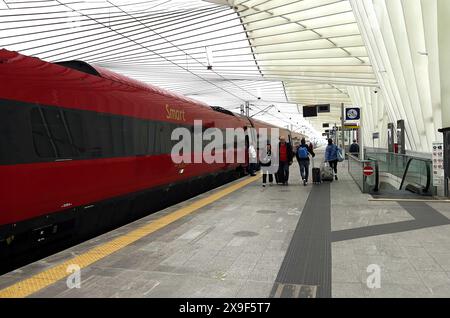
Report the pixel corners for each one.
[438,0,450,129]
[349,0,443,152]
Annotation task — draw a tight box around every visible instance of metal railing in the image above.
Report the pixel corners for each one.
[348,154,379,193]
[364,147,432,160]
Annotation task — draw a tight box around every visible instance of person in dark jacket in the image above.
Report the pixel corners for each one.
[296,138,315,186]
[349,140,360,157]
[278,137,293,185]
[325,139,339,180]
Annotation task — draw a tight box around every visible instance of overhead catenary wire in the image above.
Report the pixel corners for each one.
[105,0,262,102]
[8,0,356,63]
[26,0,314,59]
[49,0,260,103]
[0,4,227,38]
[0,0,374,138]
[78,25,361,66]
[0,0,212,16]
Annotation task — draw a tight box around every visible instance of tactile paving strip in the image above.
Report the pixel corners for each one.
[270,283,318,298]
[271,183,332,298]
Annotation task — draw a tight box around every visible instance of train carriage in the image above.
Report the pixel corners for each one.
[0,49,303,269]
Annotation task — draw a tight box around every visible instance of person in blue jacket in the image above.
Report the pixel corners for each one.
[325,139,339,181]
[296,138,315,186]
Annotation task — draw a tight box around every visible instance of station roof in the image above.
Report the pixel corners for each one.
[0,0,444,151]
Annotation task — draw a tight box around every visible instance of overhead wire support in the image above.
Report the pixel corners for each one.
[48,0,254,103]
[104,0,260,101]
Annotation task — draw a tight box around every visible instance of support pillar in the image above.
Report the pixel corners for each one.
[438,0,450,196]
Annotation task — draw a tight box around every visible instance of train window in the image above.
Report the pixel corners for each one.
[30,108,57,158]
[162,123,173,154]
[147,122,156,155]
[122,117,134,156]
[222,129,228,150]
[81,112,100,158]
[42,108,75,158]
[64,111,84,156]
[110,116,125,156]
[136,120,149,155]
[95,114,114,157]
[167,123,178,154]
[152,123,161,155]
[27,104,193,162]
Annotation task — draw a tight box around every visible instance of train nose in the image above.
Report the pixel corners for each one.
[0,49,18,63]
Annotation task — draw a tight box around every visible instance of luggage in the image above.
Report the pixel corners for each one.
[321,162,334,182]
[311,158,321,184]
[275,167,281,184]
[312,168,321,184]
[276,165,286,184]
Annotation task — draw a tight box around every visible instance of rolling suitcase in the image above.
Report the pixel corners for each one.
[311,158,321,184]
[321,162,334,182]
[275,166,281,184]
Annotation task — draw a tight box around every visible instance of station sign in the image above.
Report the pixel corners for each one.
[432,142,445,186]
[344,122,360,129]
[346,107,361,121]
[373,132,380,139]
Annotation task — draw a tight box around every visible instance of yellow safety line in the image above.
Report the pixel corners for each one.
[0,176,259,298]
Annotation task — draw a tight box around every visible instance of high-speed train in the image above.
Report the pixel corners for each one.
[0,49,302,264]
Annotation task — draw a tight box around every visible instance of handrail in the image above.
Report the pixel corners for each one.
[367,156,380,193]
[399,157,432,193]
[365,148,431,161]
[365,147,432,160]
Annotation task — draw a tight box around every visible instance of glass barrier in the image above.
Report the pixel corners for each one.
[348,154,379,193]
[365,152,433,195]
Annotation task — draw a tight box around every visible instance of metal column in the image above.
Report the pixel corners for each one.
[245,101,250,117]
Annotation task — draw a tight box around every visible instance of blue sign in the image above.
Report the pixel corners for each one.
[346,107,361,121]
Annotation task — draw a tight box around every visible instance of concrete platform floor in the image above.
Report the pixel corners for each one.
[1,152,450,298]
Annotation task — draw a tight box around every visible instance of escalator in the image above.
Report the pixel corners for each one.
[368,154,434,199]
[349,152,434,199]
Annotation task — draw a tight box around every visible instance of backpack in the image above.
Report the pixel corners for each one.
[298,146,309,159]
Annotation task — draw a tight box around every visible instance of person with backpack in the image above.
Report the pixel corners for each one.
[325,139,341,181]
[296,138,315,186]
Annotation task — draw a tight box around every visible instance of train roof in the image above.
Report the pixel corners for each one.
[0,49,300,133]
[0,49,213,111]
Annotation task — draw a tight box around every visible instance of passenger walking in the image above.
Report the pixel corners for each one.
[248,142,257,177]
[278,137,293,185]
[325,139,340,181]
[296,138,315,186]
[349,139,360,157]
[260,143,273,187]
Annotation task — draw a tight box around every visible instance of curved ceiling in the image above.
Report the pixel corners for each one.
[0,0,446,150]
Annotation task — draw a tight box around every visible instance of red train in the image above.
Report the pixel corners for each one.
[0,49,296,264]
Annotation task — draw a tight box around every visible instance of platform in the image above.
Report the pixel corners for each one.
[1,154,450,298]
